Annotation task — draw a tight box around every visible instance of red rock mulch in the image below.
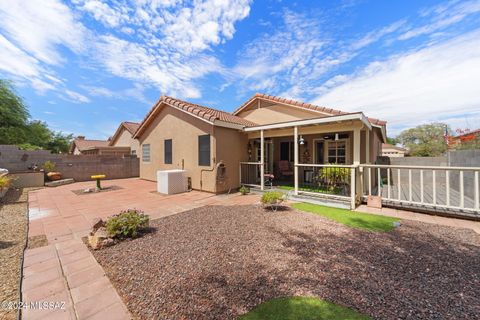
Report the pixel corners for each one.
[91,205,480,319]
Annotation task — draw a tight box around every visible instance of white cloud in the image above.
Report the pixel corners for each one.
[94,35,222,98]
[399,0,480,40]
[312,29,480,135]
[80,85,115,98]
[0,0,86,65]
[63,89,91,103]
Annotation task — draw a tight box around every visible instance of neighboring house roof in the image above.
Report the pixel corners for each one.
[233,93,387,126]
[70,138,109,153]
[109,121,140,146]
[134,95,257,138]
[382,143,407,152]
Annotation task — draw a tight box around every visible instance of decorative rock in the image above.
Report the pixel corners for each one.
[393,221,402,228]
[91,218,105,233]
[102,238,115,247]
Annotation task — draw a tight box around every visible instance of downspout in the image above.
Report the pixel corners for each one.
[200,126,217,193]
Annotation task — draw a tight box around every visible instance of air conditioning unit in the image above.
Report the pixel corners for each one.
[157,170,187,195]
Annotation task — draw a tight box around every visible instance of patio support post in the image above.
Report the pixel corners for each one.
[365,129,370,163]
[260,129,264,191]
[294,126,299,195]
[353,128,361,207]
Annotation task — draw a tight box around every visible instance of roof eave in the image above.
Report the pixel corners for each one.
[243,113,372,132]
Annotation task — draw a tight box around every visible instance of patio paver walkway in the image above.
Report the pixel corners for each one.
[22,178,260,320]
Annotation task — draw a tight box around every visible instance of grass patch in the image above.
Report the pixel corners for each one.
[240,296,370,320]
[292,203,400,232]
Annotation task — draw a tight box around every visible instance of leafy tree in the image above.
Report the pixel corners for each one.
[386,136,398,145]
[397,123,449,157]
[0,79,72,153]
[0,79,29,127]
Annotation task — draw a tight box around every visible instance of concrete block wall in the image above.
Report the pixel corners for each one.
[0,145,139,182]
[448,150,480,199]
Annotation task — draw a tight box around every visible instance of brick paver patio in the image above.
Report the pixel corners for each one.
[22,178,260,320]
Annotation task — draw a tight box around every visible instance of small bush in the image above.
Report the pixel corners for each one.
[239,185,250,195]
[261,191,285,211]
[106,209,149,238]
[42,160,56,172]
[0,175,15,191]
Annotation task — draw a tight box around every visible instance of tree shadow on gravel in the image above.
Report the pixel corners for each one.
[275,222,480,319]
[0,240,16,249]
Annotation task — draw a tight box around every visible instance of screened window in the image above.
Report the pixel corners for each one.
[198,134,210,166]
[164,139,172,164]
[142,144,150,162]
[327,141,346,164]
[280,141,294,161]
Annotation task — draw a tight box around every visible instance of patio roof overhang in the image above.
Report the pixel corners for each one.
[242,112,372,132]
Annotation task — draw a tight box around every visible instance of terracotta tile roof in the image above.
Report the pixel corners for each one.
[122,122,140,134]
[234,93,387,126]
[109,121,141,146]
[71,138,109,153]
[135,95,257,137]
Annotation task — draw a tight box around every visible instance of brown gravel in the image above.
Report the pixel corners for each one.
[0,188,28,320]
[92,205,480,320]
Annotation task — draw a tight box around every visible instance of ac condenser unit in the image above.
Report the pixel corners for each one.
[157,170,187,195]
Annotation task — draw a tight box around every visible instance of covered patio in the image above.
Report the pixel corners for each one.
[239,113,385,208]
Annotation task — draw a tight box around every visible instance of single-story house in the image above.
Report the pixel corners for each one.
[381,143,407,157]
[133,93,387,196]
[69,136,130,156]
[109,121,141,156]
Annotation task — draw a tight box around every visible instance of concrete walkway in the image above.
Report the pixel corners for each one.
[356,205,480,233]
[22,178,259,320]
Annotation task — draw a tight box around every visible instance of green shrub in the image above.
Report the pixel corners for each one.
[106,209,150,238]
[42,160,56,172]
[261,191,285,211]
[239,185,250,195]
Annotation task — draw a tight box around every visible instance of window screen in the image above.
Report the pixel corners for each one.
[198,134,210,166]
[164,139,172,164]
[142,144,150,162]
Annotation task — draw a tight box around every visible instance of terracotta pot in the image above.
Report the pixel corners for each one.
[47,172,62,181]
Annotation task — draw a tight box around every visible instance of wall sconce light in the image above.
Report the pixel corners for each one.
[299,135,305,145]
[335,133,339,141]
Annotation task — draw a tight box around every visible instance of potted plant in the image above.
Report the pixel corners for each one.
[43,161,62,181]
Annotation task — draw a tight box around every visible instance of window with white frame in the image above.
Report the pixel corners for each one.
[142,144,150,162]
[327,140,347,164]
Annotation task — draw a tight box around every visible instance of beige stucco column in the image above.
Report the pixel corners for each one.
[353,127,361,207]
[294,126,299,195]
[260,129,264,190]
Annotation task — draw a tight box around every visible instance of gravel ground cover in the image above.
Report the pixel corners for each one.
[0,189,28,320]
[92,204,480,320]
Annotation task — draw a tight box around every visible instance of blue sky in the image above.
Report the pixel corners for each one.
[1,0,479,139]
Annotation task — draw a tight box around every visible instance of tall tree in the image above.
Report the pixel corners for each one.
[0,80,29,144]
[0,79,72,152]
[397,123,449,157]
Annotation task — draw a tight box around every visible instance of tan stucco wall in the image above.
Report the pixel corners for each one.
[137,105,218,192]
[215,127,248,192]
[371,127,383,162]
[237,103,327,125]
[111,128,140,155]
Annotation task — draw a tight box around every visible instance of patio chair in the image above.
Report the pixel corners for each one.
[278,160,293,179]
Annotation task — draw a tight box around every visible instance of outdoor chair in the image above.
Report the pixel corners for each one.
[278,160,294,179]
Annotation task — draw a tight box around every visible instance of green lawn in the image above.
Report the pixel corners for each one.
[240,297,370,320]
[291,203,400,232]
